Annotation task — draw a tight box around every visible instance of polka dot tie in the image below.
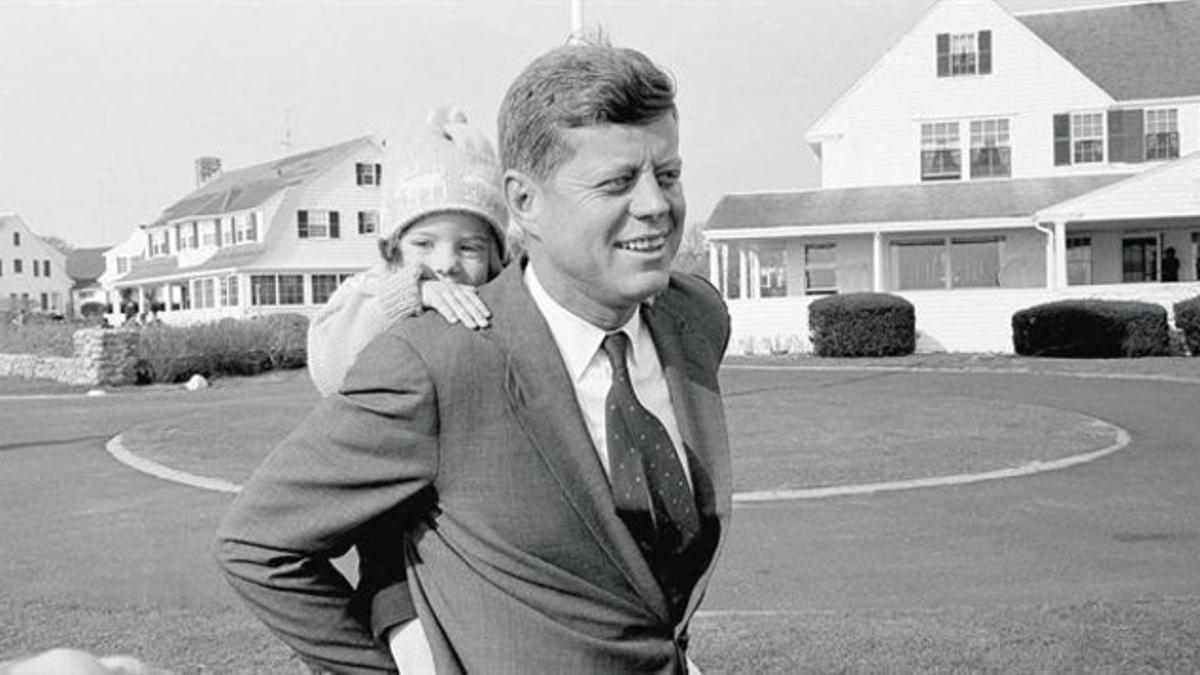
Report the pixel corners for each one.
[601,332,700,566]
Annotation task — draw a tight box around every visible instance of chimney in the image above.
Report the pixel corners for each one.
[195,156,222,187]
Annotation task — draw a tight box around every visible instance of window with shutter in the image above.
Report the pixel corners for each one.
[937,30,992,77]
[1145,109,1179,161]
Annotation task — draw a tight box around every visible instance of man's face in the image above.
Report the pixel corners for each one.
[525,114,685,326]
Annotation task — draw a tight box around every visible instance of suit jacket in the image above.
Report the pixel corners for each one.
[215,260,732,674]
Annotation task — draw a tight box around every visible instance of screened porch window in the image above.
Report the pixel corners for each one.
[1122,236,1159,282]
[804,243,837,295]
[1066,237,1092,286]
[757,248,788,297]
[892,236,1002,289]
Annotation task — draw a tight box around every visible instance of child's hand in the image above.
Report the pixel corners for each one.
[420,279,492,329]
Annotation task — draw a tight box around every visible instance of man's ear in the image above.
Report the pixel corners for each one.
[503,169,541,238]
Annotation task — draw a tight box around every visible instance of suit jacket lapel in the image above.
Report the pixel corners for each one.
[482,264,672,624]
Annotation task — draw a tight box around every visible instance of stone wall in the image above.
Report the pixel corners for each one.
[0,328,139,387]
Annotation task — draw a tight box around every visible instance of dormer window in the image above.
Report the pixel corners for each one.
[937,30,992,77]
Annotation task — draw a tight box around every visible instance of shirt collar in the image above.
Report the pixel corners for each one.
[525,264,645,384]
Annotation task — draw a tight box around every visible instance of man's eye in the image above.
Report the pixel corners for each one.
[601,175,634,191]
[657,170,681,188]
[410,240,433,249]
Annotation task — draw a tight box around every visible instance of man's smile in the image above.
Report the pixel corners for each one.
[614,233,669,253]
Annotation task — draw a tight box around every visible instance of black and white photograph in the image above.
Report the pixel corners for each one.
[2,0,1200,672]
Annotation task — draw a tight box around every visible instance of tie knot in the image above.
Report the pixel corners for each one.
[601,331,631,372]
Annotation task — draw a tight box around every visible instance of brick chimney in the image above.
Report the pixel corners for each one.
[195,156,222,187]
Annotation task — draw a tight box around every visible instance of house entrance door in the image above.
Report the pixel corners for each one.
[1122,235,1159,282]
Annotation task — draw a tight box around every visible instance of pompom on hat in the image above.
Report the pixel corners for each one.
[381,106,509,264]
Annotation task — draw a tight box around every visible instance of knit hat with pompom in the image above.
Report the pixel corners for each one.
[381,106,509,264]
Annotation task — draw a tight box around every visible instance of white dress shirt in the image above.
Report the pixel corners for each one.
[525,265,692,488]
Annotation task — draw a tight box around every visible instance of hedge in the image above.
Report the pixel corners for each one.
[809,293,916,357]
[133,313,309,384]
[1174,296,1200,356]
[1012,299,1169,357]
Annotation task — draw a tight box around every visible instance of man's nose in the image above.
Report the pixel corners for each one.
[629,172,669,220]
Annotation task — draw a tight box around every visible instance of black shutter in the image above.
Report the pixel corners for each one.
[978,30,992,74]
[1053,114,1072,166]
[297,210,309,238]
[375,163,382,186]
[329,211,340,238]
[1108,109,1144,163]
[936,33,950,77]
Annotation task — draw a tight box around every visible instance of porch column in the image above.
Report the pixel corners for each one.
[136,286,145,315]
[708,241,720,290]
[718,244,730,298]
[872,231,885,292]
[1052,221,1068,290]
[749,250,761,299]
[738,248,749,300]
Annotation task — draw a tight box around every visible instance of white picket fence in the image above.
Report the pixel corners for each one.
[728,282,1200,354]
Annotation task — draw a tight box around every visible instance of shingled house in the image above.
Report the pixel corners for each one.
[706,0,1200,352]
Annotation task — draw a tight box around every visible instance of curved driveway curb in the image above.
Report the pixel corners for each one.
[105,433,241,494]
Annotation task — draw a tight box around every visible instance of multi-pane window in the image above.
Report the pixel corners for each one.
[278,274,304,305]
[219,275,239,307]
[191,278,216,309]
[203,220,219,247]
[936,31,992,77]
[358,210,379,235]
[1067,236,1092,286]
[356,163,382,186]
[311,274,340,304]
[1072,113,1105,163]
[950,33,977,75]
[969,119,1010,178]
[921,122,961,181]
[13,259,22,274]
[250,275,277,306]
[117,257,128,274]
[236,212,259,243]
[804,243,837,295]
[1145,109,1179,161]
[893,239,946,290]
[298,210,339,239]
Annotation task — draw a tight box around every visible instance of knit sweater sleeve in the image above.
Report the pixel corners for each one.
[306,263,424,396]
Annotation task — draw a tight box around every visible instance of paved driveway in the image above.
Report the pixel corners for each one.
[2,366,1198,671]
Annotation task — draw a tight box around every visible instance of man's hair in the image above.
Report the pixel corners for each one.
[498,43,677,179]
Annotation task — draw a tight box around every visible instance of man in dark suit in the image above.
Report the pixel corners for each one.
[216,42,731,674]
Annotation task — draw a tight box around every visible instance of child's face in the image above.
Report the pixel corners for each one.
[400,212,496,286]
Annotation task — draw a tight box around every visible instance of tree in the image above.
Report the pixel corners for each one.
[671,222,710,278]
[40,235,74,256]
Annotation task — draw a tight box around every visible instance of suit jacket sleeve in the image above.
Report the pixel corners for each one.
[215,330,439,674]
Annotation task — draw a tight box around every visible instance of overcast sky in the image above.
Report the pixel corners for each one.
[0,0,1133,248]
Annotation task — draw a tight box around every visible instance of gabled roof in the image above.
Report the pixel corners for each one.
[151,136,373,226]
[65,247,108,284]
[707,174,1132,231]
[114,244,268,285]
[1017,1,1200,100]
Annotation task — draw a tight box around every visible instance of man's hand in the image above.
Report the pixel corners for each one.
[386,619,436,675]
[420,279,491,329]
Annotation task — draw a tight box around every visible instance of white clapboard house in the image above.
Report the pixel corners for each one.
[0,214,71,317]
[706,0,1200,353]
[108,137,384,325]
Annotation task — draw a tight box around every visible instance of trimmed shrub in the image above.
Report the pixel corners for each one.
[1175,295,1200,356]
[809,293,916,357]
[0,312,82,357]
[1012,299,1169,357]
[133,313,309,384]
